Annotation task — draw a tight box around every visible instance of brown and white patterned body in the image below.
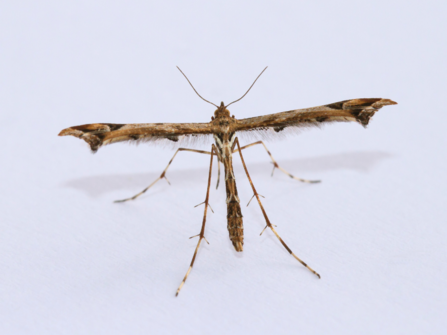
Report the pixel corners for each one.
[212,105,243,251]
[214,132,243,251]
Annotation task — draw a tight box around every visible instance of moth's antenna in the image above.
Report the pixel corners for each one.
[176,66,218,108]
[225,66,268,108]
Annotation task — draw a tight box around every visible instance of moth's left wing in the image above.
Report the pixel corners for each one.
[234,98,397,139]
[59,122,213,153]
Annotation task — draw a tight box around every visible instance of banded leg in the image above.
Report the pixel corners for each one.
[114,148,211,203]
[233,141,320,183]
[216,157,221,190]
[233,137,320,279]
[176,144,217,296]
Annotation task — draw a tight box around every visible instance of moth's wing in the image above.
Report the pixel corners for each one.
[58,122,214,153]
[234,98,397,141]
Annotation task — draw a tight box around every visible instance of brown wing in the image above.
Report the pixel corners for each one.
[235,98,397,140]
[58,122,213,153]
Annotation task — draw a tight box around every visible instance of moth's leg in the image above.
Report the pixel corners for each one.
[233,137,320,279]
[233,141,320,183]
[176,144,217,296]
[216,154,221,190]
[114,148,211,203]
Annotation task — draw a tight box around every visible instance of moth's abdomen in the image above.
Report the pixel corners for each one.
[227,202,244,252]
[223,156,244,252]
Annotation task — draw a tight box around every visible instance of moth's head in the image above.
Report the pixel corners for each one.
[214,101,230,118]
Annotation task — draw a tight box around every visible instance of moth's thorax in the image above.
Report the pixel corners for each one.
[211,103,238,136]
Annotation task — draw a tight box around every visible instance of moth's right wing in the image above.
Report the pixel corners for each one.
[59,122,214,153]
[234,98,397,140]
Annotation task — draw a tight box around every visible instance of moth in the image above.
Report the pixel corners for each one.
[59,67,397,295]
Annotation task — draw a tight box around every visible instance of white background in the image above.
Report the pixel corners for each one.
[1,1,446,334]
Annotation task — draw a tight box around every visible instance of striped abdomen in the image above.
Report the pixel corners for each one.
[223,155,244,251]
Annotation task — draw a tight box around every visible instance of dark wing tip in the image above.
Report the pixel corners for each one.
[58,124,111,152]
[328,98,397,127]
